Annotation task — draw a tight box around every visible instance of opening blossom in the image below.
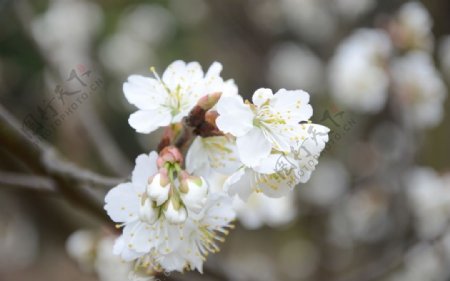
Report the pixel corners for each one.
[124,60,237,134]
[104,60,330,278]
[216,88,329,200]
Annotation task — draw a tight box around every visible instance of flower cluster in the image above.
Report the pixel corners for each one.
[104,60,329,277]
[329,2,447,130]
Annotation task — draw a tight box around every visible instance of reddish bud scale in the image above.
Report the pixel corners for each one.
[205,110,219,125]
[197,92,222,110]
[157,146,183,167]
[194,122,223,137]
[185,105,206,128]
[157,127,174,152]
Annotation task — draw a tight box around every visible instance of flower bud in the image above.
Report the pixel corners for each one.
[139,198,158,224]
[147,173,170,206]
[198,92,222,110]
[165,199,187,224]
[157,146,183,167]
[180,176,208,214]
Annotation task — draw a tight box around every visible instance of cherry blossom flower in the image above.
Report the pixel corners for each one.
[185,135,241,177]
[233,192,297,229]
[390,2,434,52]
[391,51,447,129]
[405,167,450,240]
[135,193,234,273]
[124,60,237,134]
[216,88,313,167]
[104,59,331,277]
[104,150,235,273]
[224,123,329,200]
[329,29,392,113]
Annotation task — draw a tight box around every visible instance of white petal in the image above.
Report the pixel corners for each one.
[139,198,158,224]
[202,193,236,227]
[162,60,187,89]
[252,88,274,107]
[288,123,330,184]
[222,79,239,97]
[258,174,295,198]
[157,253,187,272]
[186,136,241,176]
[185,61,204,82]
[297,169,313,183]
[234,197,264,229]
[128,109,171,134]
[185,137,209,174]
[295,124,330,153]
[216,95,254,137]
[236,127,272,167]
[131,152,158,190]
[205,61,223,79]
[122,221,154,253]
[104,183,140,223]
[113,236,143,261]
[224,168,254,201]
[147,174,170,206]
[165,201,187,224]
[181,177,208,213]
[271,89,313,122]
[253,153,287,174]
[156,223,184,253]
[123,75,166,110]
[255,155,300,198]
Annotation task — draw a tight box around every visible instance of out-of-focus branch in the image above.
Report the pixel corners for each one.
[14,0,133,177]
[42,148,125,187]
[0,103,124,187]
[78,103,133,177]
[0,103,112,222]
[0,170,56,193]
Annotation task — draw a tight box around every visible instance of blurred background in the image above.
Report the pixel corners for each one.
[1,0,450,280]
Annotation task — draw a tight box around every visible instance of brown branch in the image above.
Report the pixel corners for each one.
[14,0,132,177]
[0,103,111,223]
[42,148,125,187]
[0,170,56,193]
[78,103,133,177]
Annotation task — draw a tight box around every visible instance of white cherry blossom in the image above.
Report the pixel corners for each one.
[216,88,313,167]
[329,29,392,113]
[185,135,241,177]
[224,123,329,200]
[137,193,235,273]
[233,192,297,229]
[104,59,332,277]
[405,167,450,240]
[392,2,434,52]
[391,51,447,129]
[124,60,237,134]
[104,151,235,273]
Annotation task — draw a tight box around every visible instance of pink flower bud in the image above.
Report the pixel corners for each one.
[157,146,183,167]
[197,92,222,110]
